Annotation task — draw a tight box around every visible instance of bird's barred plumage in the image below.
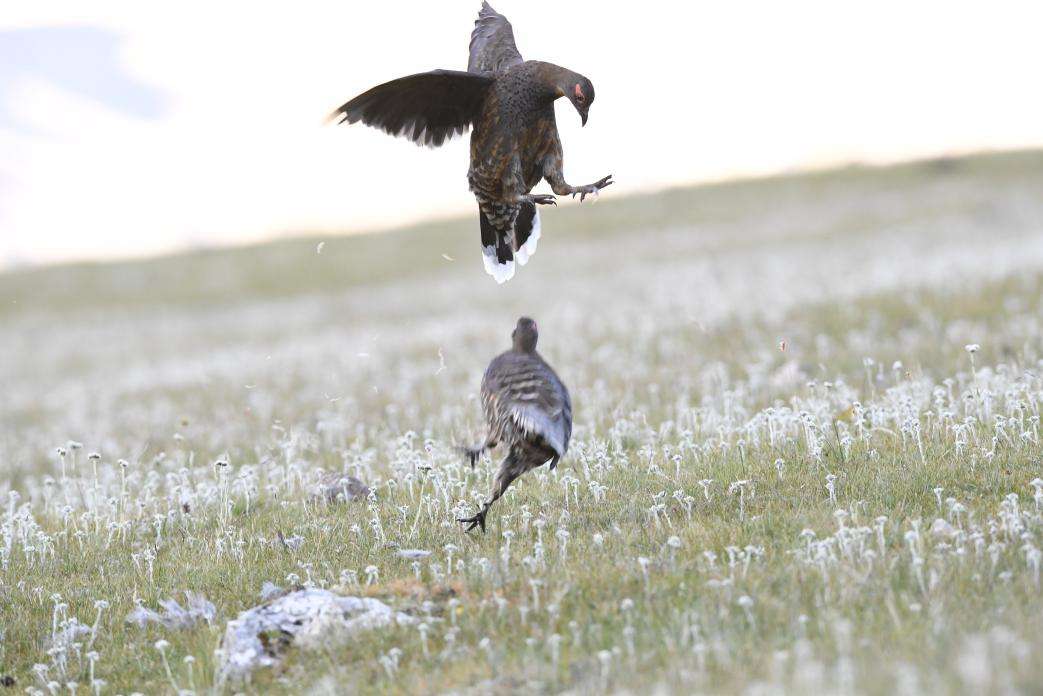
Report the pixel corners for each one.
[329,2,613,282]
[480,350,571,460]
[477,198,540,283]
[458,318,572,532]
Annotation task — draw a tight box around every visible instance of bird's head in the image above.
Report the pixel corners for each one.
[512,317,539,352]
[559,75,594,126]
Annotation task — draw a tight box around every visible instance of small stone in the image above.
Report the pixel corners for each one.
[126,591,216,630]
[314,473,370,504]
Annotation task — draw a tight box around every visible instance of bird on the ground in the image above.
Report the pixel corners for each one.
[329,2,613,283]
[458,317,572,532]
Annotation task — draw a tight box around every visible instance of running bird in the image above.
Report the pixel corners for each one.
[328,3,613,283]
[458,317,572,532]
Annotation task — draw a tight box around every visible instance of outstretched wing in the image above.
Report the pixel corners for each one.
[329,70,494,147]
[468,2,524,74]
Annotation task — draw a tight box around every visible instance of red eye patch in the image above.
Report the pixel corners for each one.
[574,84,584,99]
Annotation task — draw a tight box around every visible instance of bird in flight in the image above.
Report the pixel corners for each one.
[329,2,613,283]
[458,317,572,532]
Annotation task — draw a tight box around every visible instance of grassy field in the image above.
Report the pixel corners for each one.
[2,150,1043,694]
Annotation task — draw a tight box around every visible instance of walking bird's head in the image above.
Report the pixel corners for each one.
[559,75,595,126]
[512,317,539,352]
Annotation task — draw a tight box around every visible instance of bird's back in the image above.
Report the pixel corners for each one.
[470,62,562,201]
[473,62,561,135]
[481,349,572,457]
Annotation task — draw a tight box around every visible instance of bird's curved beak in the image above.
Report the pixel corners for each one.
[571,97,589,127]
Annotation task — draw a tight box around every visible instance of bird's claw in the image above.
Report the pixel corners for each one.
[457,509,487,533]
[527,194,557,206]
[572,174,614,203]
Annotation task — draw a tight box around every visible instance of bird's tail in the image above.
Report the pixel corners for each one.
[512,202,541,267]
[478,202,542,284]
[479,204,515,284]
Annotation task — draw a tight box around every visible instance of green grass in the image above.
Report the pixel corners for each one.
[2,150,1043,694]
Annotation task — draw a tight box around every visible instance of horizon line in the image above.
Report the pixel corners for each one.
[2,145,1037,277]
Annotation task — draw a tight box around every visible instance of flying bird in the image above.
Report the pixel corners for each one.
[329,3,613,283]
[458,317,572,532]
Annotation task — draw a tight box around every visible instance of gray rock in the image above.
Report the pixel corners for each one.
[217,588,414,682]
[126,591,216,630]
[259,582,283,601]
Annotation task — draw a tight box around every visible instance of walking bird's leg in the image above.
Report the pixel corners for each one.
[460,436,497,469]
[458,452,524,533]
[544,151,613,202]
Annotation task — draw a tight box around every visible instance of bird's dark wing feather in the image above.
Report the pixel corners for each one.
[468,2,524,74]
[482,352,571,457]
[329,70,494,147]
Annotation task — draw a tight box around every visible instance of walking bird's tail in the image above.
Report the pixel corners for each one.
[478,202,542,284]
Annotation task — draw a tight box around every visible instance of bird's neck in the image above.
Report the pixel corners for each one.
[529,61,579,102]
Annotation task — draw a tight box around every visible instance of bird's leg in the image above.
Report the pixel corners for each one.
[458,503,490,533]
[544,154,613,202]
[462,447,483,469]
[504,157,555,206]
[460,437,497,469]
[522,193,557,206]
[569,174,614,202]
[458,453,523,533]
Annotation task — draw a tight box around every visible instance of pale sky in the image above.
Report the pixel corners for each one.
[2,1,1042,267]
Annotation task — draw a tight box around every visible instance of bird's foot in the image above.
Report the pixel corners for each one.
[458,508,488,533]
[460,446,483,469]
[525,193,557,206]
[571,174,614,202]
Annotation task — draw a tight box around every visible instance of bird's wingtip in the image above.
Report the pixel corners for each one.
[324,107,346,126]
[478,1,500,20]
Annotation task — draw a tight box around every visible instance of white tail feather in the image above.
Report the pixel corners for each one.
[514,209,541,266]
[482,246,515,284]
